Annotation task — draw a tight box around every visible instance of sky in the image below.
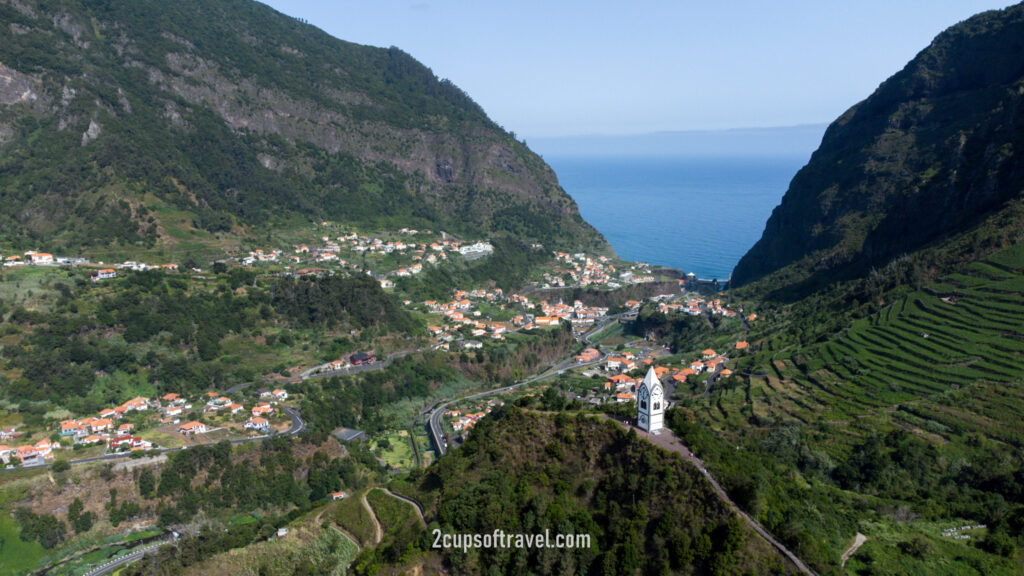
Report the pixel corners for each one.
[259,1,1016,139]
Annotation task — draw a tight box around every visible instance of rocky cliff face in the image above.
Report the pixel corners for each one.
[0,0,607,252]
[732,3,1024,293]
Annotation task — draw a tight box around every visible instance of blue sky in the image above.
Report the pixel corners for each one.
[260,1,1015,138]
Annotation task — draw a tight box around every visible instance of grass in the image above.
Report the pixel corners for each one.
[366,489,418,536]
[0,510,47,576]
[369,431,414,470]
[331,491,377,547]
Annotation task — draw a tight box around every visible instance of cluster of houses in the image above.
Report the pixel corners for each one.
[0,438,61,467]
[177,388,286,436]
[656,295,739,318]
[601,347,740,402]
[3,251,57,266]
[524,299,609,330]
[424,289,513,341]
[58,396,153,452]
[550,252,654,289]
[3,251,174,275]
[446,399,502,432]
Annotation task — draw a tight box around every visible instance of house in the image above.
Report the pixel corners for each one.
[673,368,695,383]
[720,368,733,377]
[533,316,560,326]
[605,357,636,373]
[735,341,749,350]
[331,491,348,501]
[575,348,601,363]
[178,421,207,435]
[328,360,349,371]
[34,439,55,458]
[615,392,636,403]
[272,389,288,401]
[653,366,670,379]
[165,406,183,417]
[702,349,718,360]
[29,252,54,265]
[60,420,81,437]
[117,423,134,433]
[81,435,105,445]
[252,405,274,417]
[99,408,118,420]
[91,418,113,433]
[245,417,270,432]
[16,445,41,465]
[91,269,117,282]
[226,403,244,414]
[606,374,637,391]
[123,397,150,411]
[0,445,11,464]
[689,361,705,374]
[162,393,185,406]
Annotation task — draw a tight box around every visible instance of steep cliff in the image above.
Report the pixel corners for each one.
[0,0,608,253]
[733,3,1024,295]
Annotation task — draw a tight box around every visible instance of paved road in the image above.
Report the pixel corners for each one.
[427,355,606,456]
[82,535,175,576]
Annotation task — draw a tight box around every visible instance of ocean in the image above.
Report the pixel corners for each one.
[544,155,808,280]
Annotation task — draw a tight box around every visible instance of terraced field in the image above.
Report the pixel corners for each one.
[721,245,1024,428]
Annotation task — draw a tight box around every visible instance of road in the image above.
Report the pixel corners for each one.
[380,489,426,527]
[597,415,817,576]
[82,534,176,576]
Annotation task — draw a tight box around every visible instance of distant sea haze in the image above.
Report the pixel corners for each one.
[545,155,808,280]
[533,126,824,280]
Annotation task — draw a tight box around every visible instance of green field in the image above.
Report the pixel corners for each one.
[366,489,419,537]
[369,431,415,470]
[0,511,47,576]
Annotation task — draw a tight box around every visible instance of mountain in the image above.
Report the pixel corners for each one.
[732,3,1024,295]
[0,0,608,254]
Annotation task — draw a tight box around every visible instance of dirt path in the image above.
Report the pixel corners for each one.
[361,490,383,545]
[595,414,817,576]
[841,532,867,568]
[382,489,426,527]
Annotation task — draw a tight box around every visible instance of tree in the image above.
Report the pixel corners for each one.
[139,467,156,498]
[68,498,95,534]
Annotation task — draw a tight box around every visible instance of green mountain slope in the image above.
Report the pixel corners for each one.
[383,409,795,575]
[732,3,1024,296]
[0,0,607,253]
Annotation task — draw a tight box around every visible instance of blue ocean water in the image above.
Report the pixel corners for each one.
[546,156,807,280]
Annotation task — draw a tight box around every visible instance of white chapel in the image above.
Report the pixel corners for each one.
[637,366,664,433]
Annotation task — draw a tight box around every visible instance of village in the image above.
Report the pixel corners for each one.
[0,386,296,469]
[0,222,749,477]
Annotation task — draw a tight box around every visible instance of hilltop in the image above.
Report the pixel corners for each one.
[732,3,1024,297]
[0,0,608,255]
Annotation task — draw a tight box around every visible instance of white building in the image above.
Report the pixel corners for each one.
[637,366,665,434]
